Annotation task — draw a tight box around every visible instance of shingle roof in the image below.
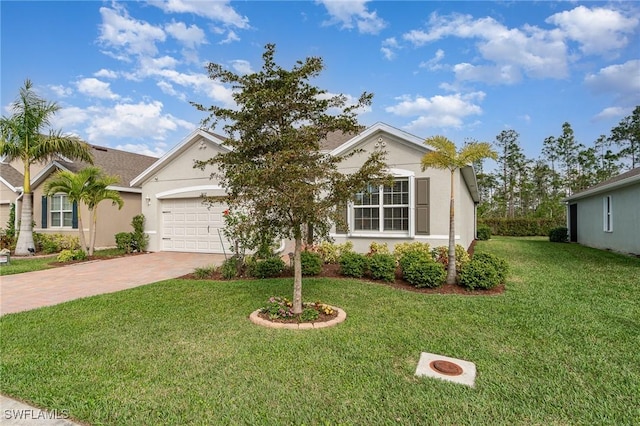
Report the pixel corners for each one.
[319,130,360,151]
[58,145,158,188]
[565,167,640,201]
[0,162,24,189]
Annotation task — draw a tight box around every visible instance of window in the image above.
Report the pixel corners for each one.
[354,179,409,232]
[51,194,73,227]
[603,196,612,232]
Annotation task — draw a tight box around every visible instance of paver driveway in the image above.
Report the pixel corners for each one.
[0,252,225,316]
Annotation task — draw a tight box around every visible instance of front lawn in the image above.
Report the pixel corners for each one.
[1,237,638,425]
[0,248,129,276]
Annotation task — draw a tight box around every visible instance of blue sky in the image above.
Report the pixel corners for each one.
[2,1,639,166]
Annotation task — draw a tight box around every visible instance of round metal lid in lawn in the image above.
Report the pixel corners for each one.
[429,360,463,376]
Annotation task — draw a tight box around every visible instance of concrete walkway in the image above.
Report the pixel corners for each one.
[1,252,225,425]
[0,252,225,316]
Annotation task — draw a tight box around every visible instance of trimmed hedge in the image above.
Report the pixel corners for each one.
[300,251,323,276]
[368,253,396,282]
[549,227,569,243]
[479,218,565,237]
[477,224,491,240]
[339,252,368,278]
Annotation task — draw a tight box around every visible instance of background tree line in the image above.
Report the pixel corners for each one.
[476,105,639,225]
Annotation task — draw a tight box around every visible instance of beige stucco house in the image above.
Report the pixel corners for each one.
[564,167,640,255]
[1,145,157,249]
[132,123,480,254]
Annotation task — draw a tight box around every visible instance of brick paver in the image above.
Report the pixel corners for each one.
[0,252,225,316]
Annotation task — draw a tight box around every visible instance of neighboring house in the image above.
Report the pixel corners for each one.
[132,122,480,254]
[3,145,157,249]
[564,167,640,256]
[0,162,24,227]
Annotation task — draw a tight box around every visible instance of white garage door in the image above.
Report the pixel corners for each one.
[161,198,231,253]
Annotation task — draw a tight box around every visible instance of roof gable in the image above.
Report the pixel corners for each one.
[329,122,428,156]
[131,129,229,186]
[0,163,24,191]
[565,167,640,201]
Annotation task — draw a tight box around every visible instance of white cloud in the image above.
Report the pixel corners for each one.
[149,0,250,29]
[219,30,240,44]
[76,78,120,100]
[51,106,90,130]
[585,60,640,113]
[98,5,166,58]
[381,37,399,60]
[419,49,445,71]
[230,59,253,75]
[165,21,207,48]
[94,69,118,79]
[592,106,629,122]
[115,142,167,157]
[403,12,570,83]
[49,84,73,98]
[546,6,639,56]
[385,92,485,131]
[317,0,386,35]
[85,100,192,143]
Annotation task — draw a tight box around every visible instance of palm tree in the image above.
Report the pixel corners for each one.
[84,174,124,255]
[421,136,497,284]
[0,79,93,255]
[43,167,103,253]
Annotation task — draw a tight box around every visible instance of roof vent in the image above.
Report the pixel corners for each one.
[93,146,108,152]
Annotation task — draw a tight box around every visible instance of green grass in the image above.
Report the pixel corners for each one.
[0,248,127,276]
[1,237,639,425]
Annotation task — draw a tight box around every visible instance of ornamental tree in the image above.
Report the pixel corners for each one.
[192,44,389,314]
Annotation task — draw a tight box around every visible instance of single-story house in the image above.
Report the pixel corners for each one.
[564,167,640,255]
[131,122,480,254]
[1,145,158,249]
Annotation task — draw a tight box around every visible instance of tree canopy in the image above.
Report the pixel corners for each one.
[192,44,389,313]
[0,79,93,255]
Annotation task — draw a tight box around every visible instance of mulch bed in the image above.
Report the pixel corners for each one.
[256,309,339,324]
[48,251,147,267]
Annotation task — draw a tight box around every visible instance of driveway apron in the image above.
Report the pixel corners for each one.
[0,252,225,316]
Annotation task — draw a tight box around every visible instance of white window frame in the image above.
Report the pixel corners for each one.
[603,195,612,232]
[50,194,73,228]
[348,169,415,238]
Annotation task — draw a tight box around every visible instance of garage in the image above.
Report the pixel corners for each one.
[161,198,231,254]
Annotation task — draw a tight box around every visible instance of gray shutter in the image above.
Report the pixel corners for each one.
[41,196,48,229]
[72,201,78,229]
[415,178,430,235]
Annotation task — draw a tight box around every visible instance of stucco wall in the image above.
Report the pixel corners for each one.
[139,137,227,252]
[572,183,640,255]
[331,129,476,252]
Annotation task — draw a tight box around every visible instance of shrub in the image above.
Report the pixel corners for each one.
[34,233,80,254]
[477,224,491,241]
[261,296,294,320]
[300,251,323,276]
[393,242,431,262]
[252,257,285,278]
[472,252,508,283]
[312,241,354,264]
[479,218,565,237]
[115,214,149,253]
[459,259,500,290]
[115,232,135,253]
[339,252,368,278]
[56,249,86,262]
[432,245,470,272]
[368,253,396,282]
[403,258,446,288]
[368,241,390,255]
[300,308,319,322]
[398,251,427,273]
[220,257,239,279]
[549,226,568,243]
[194,265,216,279]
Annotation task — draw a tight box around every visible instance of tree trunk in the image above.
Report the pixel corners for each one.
[292,236,303,314]
[88,208,97,256]
[77,210,88,254]
[14,192,34,255]
[446,170,456,285]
